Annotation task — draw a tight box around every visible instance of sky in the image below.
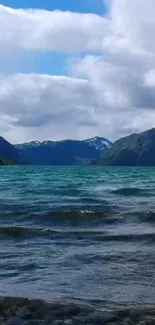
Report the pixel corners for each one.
[1,0,155,143]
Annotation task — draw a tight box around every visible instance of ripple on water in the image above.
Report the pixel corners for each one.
[110,187,153,197]
[0,166,155,309]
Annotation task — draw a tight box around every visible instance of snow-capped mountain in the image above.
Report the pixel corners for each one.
[15,136,112,165]
[17,141,42,148]
[17,137,111,151]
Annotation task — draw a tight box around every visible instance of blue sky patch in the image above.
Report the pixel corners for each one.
[0,0,106,14]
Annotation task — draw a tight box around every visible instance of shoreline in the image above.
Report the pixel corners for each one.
[0,297,155,324]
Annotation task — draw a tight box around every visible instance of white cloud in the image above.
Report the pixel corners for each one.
[108,0,155,54]
[70,51,155,110]
[1,1,155,143]
[0,5,109,53]
[2,0,155,55]
[0,72,155,144]
[0,73,102,142]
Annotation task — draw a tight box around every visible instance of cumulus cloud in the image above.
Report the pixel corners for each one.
[71,52,155,111]
[0,73,102,142]
[1,1,155,142]
[1,0,155,55]
[1,72,155,144]
[0,5,109,53]
[0,73,99,125]
[108,0,155,54]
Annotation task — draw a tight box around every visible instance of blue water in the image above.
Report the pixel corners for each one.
[0,166,155,310]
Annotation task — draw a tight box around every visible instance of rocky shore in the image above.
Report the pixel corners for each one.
[0,297,155,325]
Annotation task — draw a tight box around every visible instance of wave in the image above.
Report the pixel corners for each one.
[110,187,152,196]
[1,225,155,243]
[0,226,109,240]
[137,211,155,223]
[35,209,120,225]
[0,226,44,239]
[0,208,120,226]
[0,297,155,324]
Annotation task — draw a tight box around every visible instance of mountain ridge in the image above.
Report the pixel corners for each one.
[0,136,111,165]
[2,128,155,166]
[16,136,111,149]
[16,136,111,165]
[92,128,155,166]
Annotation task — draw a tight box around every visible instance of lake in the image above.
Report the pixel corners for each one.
[0,166,155,323]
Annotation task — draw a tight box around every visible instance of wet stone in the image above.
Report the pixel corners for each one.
[1,298,155,325]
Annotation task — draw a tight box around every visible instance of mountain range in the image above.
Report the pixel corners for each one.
[0,136,111,165]
[2,128,155,166]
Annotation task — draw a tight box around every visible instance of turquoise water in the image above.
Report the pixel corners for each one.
[0,166,155,310]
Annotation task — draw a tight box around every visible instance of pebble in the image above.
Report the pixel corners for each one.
[1,297,155,325]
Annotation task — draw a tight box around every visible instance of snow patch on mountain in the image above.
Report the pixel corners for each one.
[84,137,112,152]
[16,136,112,152]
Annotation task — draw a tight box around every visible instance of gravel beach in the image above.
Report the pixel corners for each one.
[1,297,155,325]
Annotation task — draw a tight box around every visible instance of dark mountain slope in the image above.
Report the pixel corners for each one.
[16,142,75,165]
[92,128,155,166]
[0,137,23,164]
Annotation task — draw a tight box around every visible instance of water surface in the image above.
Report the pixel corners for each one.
[0,166,155,311]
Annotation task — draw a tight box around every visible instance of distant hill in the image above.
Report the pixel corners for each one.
[0,158,17,165]
[92,128,155,166]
